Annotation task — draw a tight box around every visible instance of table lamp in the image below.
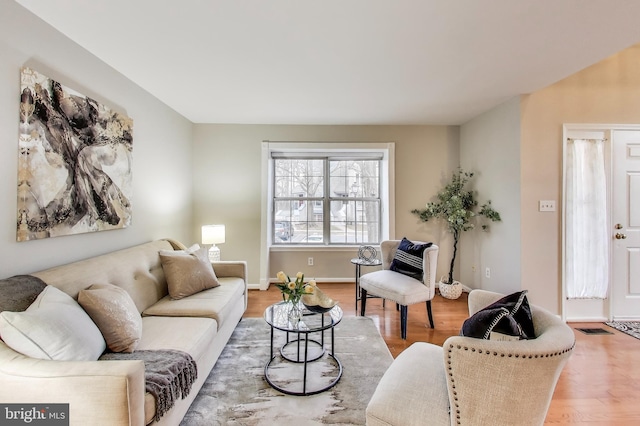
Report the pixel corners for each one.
[201,224,225,262]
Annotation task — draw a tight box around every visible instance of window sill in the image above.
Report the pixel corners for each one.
[269,245,367,252]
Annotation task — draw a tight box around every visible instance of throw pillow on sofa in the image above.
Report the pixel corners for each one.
[389,237,433,281]
[0,285,106,361]
[460,290,536,340]
[79,283,142,353]
[159,244,220,300]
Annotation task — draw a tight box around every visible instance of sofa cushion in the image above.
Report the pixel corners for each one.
[79,283,143,353]
[142,277,244,330]
[461,290,536,340]
[0,286,106,360]
[31,240,176,313]
[137,316,218,425]
[389,237,432,281]
[159,244,220,300]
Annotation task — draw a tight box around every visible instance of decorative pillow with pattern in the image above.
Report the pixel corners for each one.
[461,290,536,340]
[389,237,433,281]
[78,283,142,353]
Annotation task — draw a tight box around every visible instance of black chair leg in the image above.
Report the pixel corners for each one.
[426,300,434,328]
[400,305,408,339]
[360,289,368,316]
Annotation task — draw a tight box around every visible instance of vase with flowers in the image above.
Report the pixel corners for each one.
[275,271,315,326]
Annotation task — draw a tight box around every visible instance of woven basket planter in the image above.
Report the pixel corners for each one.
[439,280,463,300]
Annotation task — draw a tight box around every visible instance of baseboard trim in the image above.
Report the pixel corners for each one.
[566,316,608,323]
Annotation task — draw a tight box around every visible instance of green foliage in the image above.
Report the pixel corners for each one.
[411,168,501,284]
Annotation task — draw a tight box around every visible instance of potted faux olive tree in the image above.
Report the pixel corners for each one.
[411,168,501,299]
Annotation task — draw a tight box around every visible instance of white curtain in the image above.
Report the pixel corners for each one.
[566,138,609,299]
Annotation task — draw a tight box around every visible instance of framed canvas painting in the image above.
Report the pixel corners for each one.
[17,67,133,241]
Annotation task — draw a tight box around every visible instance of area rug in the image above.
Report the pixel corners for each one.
[180,316,393,426]
[605,321,640,340]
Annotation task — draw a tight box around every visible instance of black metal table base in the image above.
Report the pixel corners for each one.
[265,326,342,396]
[264,352,343,396]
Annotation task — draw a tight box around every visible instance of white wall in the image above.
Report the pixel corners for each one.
[0,2,194,277]
[459,97,522,294]
[192,124,459,286]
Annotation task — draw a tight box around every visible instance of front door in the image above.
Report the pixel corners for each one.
[611,130,640,320]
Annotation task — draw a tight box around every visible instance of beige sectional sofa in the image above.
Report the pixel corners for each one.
[0,239,247,426]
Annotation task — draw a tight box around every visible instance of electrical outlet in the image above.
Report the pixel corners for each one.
[308,257,314,266]
[539,200,556,212]
[485,267,491,278]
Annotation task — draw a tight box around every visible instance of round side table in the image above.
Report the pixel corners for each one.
[351,258,382,312]
[264,302,343,396]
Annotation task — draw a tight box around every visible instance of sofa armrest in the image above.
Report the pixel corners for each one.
[213,261,248,308]
[0,342,146,426]
[212,260,247,281]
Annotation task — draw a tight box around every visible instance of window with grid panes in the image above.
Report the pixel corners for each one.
[272,155,382,245]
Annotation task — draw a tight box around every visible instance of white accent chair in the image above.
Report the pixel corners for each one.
[359,240,439,339]
[365,289,576,426]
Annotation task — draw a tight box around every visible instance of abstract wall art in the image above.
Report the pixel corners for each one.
[17,67,133,241]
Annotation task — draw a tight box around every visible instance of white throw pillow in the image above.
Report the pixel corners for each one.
[0,286,106,361]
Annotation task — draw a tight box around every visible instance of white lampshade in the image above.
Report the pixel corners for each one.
[201,224,225,245]
[201,225,225,262]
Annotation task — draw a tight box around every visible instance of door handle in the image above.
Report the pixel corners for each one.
[615,233,627,240]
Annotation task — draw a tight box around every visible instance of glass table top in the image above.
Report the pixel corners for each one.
[264,302,343,333]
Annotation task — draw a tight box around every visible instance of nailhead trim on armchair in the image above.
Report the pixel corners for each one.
[445,341,575,425]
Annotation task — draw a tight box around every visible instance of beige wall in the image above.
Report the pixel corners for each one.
[520,44,640,314]
[0,2,194,277]
[459,97,522,294]
[192,124,459,285]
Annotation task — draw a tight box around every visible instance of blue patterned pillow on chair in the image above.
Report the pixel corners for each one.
[389,237,433,281]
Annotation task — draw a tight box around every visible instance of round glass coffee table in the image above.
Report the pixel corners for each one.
[264,302,343,396]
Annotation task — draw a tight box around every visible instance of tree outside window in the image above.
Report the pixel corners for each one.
[273,157,380,244]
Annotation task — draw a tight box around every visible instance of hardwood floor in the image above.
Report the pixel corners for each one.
[245,283,640,425]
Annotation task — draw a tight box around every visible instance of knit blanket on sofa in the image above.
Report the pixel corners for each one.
[100,349,198,422]
[0,275,47,312]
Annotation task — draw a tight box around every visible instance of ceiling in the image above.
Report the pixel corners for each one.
[15,0,640,125]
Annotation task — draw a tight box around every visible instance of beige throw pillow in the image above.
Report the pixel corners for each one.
[78,283,142,353]
[0,286,106,361]
[159,244,220,300]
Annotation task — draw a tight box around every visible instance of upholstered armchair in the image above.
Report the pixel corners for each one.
[365,289,575,426]
[359,239,439,339]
